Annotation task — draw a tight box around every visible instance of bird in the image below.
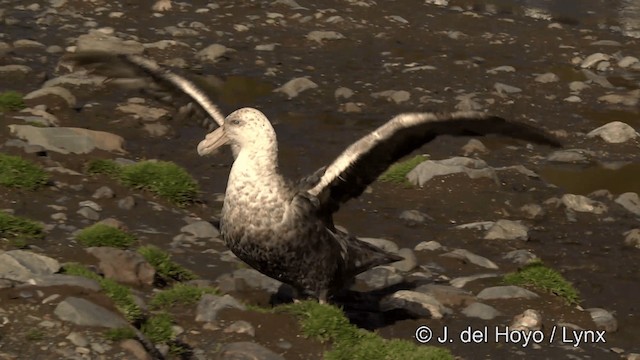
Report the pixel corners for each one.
[63,52,561,303]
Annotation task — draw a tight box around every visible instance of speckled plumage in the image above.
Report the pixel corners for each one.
[64,53,561,303]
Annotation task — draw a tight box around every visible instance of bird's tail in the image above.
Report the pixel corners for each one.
[347,239,404,276]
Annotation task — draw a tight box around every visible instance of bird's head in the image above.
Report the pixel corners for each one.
[197,107,277,157]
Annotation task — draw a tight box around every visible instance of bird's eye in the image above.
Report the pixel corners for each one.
[230,119,241,126]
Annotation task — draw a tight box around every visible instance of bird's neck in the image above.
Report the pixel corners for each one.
[227,146,287,194]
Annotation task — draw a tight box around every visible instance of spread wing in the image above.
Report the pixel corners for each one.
[306,111,561,215]
[62,51,226,130]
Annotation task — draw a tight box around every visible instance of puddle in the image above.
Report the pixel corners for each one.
[540,162,640,195]
[218,75,275,107]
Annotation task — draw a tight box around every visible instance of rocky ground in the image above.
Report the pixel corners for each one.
[1,0,640,359]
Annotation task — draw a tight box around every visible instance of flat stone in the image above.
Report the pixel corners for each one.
[54,297,128,328]
[407,157,497,186]
[196,44,231,62]
[8,125,125,155]
[562,194,608,214]
[441,249,499,269]
[181,220,220,238]
[415,284,475,307]
[503,250,538,265]
[24,86,76,108]
[196,294,246,322]
[356,266,404,290]
[615,192,640,216]
[510,309,543,331]
[624,229,640,248]
[223,320,255,337]
[587,121,638,143]
[380,290,452,319]
[390,248,417,272]
[477,285,539,300]
[0,250,60,283]
[534,72,559,83]
[450,273,499,288]
[29,274,101,291]
[358,237,399,252]
[414,241,442,252]
[484,219,529,240]
[462,302,502,320]
[76,30,144,54]
[86,247,155,286]
[217,342,285,360]
[273,77,318,99]
[306,30,345,43]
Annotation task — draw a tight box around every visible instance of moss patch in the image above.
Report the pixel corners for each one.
[86,159,198,206]
[278,300,453,360]
[150,283,219,309]
[0,153,49,190]
[25,329,45,341]
[104,327,136,341]
[62,263,144,322]
[138,245,197,283]
[379,155,427,185]
[0,211,44,248]
[503,260,580,305]
[76,223,137,249]
[141,312,175,344]
[0,91,25,112]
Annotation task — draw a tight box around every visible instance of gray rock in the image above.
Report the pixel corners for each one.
[76,30,144,54]
[120,339,152,360]
[580,53,610,68]
[79,200,102,212]
[414,241,442,252]
[587,308,618,332]
[455,221,495,231]
[29,274,101,291]
[441,249,498,269]
[66,332,89,347]
[0,65,32,75]
[503,250,539,265]
[356,266,404,290]
[334,87,354,99]
[587,121,639,143]
[618,56,639,68]
[196,44,231,63]
[196,294,246,322]
[54,297,128,328]
[118,196,137,210]
[415,284,475,307]
[407,157,497,186]
[547,149,590,163]
[217,342,285,360]
[562,194,608,214]
[477,285,539,300]
[391,248,417,272]
[484,219,529,240]
[494,82,522,94]
[534,72,559,83]
[380,290,452,319]
[450,273,499,288]
[181,220,220,238]
[486,65,515,74]
[224,320,255,337]
[0,250,60,283]
[92,186,115,199]
[615,192,640,216]
[86,247,155,286]
[273,77,318,99]
[510,309,543,331]
[399,209,432,225]
[8,125,125,155]
[462,302,502,320]
[217,268,285,294]
[358,237,399,253]
[624,229,640,248]
[461,139,488,155]
[77,207,100,220]
[519,204,544,219]
[24,86,76,108]
[117,103,169,122]
[306,30,345,43]
[371,90,411,104]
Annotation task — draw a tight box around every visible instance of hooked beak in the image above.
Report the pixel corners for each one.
[197,126,229,156]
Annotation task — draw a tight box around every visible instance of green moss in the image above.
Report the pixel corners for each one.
[379,155,427,185]
[138,245,197,283]
[141,312,175,344]
[278,301,452,360]
[86,159,121,177]
[0,211,44,246]
[0,153,49,190]
[0,91,25,112]
[104,327,136,341]
[86,159,199,206]
[25,329,45,341]
[62,263,144,322]
[150,283,219,309]
[503,260,580,305]
[76,223,136,249]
